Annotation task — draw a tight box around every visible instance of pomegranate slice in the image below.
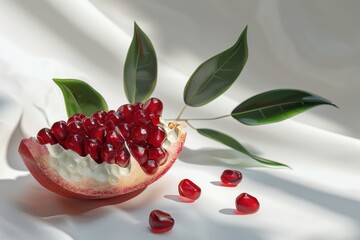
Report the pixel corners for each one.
[18,98,186,199]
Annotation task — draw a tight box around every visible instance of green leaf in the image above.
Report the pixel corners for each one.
[197,128,289,168]
[124,22,157,103]
[53,78,108,117]
[231,89,337,125]
[184,26,248,107]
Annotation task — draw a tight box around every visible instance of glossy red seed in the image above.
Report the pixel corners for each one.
[148,127,166,147]
[129,144,147,164]
[117,104,134,122]
[84,138,101,163]
[83,117,100,133]
[149,210,174,234]
[178,179,201,201]
[37,128,57,145]
[134,102,143,111]
[67,121,85,135]
[105,110,122,125]
[235,193,260,215]
[220,169,243,186]
[118,123,131,139]
[144,98,163,116]
[103,120,116,131]
[50,121,68,142]
[131,126,148,144]
[67,113,85,124]
[90,125,106,142]
[115,148,130,167]
[148,147,167,165]
[133,110,150,126]
[106,129,124,149]
[64,134,84,156]
[142,160,158,174]
[92,110,106,123]
[101,143,116,164]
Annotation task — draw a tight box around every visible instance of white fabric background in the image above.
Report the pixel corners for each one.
[1,0,360,239]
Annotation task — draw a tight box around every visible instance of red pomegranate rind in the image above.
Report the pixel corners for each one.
[19,127,186,199]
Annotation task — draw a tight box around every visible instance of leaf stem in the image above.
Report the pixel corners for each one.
[175,105,187,121]
[184,120,196,130]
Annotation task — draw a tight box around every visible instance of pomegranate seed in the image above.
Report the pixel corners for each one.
[235,193,260,215]
[117,104,134,122]
[118,123,131,139]
[150,114,160,126]
[105,110,122,125]
[142,160,158,174]
[50,121,68,143]
[92,110,106,123]
[64,134,84,156]
[90,125,106,142]
[67,121,85,135]
[129,144,147,164]
[133,110,150,126]
[37,128,57,145]
[148,127,166,147]
[106,129,124,149]
[84,138,101,163]
[83,117,100,133]
[103,120,116,131]
[178,179,201,201]
[149,210,174,234]
[220,170,243,186]
[67,113,85,124]
[115,148,130,167]
[148,147,167,165]
[101,143,116,164]
[131,126,148,144]
[134,102,144,111]
[144,98,163,116]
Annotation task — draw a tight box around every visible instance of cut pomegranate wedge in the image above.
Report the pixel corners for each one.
[18,98,186,199]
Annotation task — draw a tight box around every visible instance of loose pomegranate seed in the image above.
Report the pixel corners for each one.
[101,143,116,164]
[115,148,130,167]
[67,113,85,124]
[148,147,167,165]
[90,125,106,142]
[37,128,57,145]
[51,121,68,143]
[149,210,174,234]
[67,121,85,135]
[106,129,124,149]
[92,110,106,123]
[148,126,166,147]
[129,144,148,164]
[142,160,158,174]
[118,123,131,139]
[64,134,84,156]
[83,117,100,133]
[117,104,134,122]
[178,179,201,201]
[133,110,150,126]
[150,114,161,125]
[235,193,260,215]
[84,138,101,163]
[144,98,163,116]
[220,169,243,186]
[131,126,148,144]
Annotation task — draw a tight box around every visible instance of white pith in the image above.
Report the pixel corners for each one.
[44,120,179,185]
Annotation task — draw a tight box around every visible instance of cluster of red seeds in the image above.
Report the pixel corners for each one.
[36,98,168,174]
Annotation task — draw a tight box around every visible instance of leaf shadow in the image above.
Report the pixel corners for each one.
[179,146,262,168]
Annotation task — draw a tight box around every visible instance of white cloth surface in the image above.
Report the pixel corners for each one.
[1,1,360,239]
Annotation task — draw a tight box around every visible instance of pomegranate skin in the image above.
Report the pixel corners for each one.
[18,127,186,199]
